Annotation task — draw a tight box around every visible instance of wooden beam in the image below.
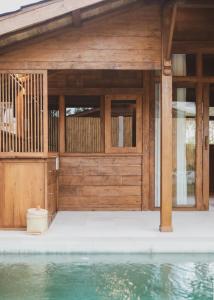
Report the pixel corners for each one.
[59,95,65,154]
[160,5,173,232]
[72,10,82,27]
[166,2,178,61]
[177,0,214,8]
[162,1,178,61]
[49,88,145,96]
[173,41,214,53]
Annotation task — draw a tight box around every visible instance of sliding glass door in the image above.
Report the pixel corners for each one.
[155,83,204,209]
[172,86,197,207]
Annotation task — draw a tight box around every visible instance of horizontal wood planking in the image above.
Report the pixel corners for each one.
[0,0,137,37]
[60,186,141,196]
[0,3,161,70]
[58,155,142,210]
[60,196,141,211]
[60,175,141,186]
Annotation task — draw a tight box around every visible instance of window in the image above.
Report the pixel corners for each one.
[172,54,196,76]
[203,54,214,76]
[105,95,142,153]
[65,96,103,153]
[111,100,136,148]
[48,96,59,152]
[172,87,196,207]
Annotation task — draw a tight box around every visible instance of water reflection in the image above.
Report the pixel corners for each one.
[0,255,214,300]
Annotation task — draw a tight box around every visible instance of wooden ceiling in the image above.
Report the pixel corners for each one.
[174,7,214,42]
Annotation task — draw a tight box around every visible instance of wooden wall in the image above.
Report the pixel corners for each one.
[0,2,161,70]
[0,160,45,228]
[58,155,142,210]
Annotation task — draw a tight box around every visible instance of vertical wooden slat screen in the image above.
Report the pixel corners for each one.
[65,117,101,153]
[0,71,47,155]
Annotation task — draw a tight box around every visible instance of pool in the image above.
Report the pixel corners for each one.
[0,254,214,300]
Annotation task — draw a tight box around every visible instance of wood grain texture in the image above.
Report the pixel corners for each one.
[0,160,45,228]
[0,3,161,70]
[58,155,142,210]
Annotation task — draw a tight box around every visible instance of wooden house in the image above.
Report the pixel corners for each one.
[0,0,214,231]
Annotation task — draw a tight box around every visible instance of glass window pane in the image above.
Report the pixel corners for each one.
[172,87,196,207]
[65,96,102,153]
[111,100,136,148]
[172,54,196,76]
[203,54,214,76]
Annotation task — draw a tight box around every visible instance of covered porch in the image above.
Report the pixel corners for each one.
[0,0,214,233]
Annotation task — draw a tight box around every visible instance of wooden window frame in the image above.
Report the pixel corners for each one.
[63,95,105,154]
[104,94,142,154]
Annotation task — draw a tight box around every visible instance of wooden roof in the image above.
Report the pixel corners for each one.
[0,0,106,35]
[0,0,139,50]
[0,0,213,54]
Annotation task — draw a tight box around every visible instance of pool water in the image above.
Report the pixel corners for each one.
[0,254,214,300]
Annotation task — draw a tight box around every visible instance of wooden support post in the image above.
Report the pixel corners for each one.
[159,0,175,232]
[59,95,65,154]
[160,62,173,232]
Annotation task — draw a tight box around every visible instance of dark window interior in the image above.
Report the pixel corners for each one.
[48,96,59,152]
[186,54,197,76]
[203,54,214,76]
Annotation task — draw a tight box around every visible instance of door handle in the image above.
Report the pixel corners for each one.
[205,135,209,150]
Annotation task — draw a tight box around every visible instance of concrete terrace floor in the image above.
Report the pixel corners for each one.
[0,211,214,253]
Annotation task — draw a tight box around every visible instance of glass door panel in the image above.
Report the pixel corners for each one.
[172,87,196,207]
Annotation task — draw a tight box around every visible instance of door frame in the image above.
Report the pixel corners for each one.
[202,83,210,210]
